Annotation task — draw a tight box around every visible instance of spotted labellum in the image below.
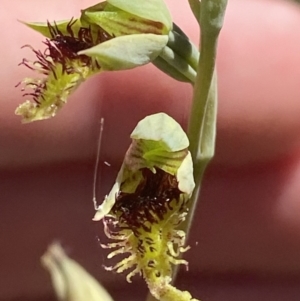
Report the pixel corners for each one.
[94,113,198,301]
[16,18,110,122]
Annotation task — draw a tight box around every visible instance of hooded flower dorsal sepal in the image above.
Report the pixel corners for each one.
[15,0,173,123]
[79,0,172,70]
[81,0,172,36]
[94,113,198,301]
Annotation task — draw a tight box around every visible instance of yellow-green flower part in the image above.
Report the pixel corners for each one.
[94,113,199,301]
[15,19,107,122]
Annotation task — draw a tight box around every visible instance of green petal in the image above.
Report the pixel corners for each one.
[20,19,83,38]
[78,34,168,70]
[177,152,195,195]
[108,0,172,31]
[93,166,123,221]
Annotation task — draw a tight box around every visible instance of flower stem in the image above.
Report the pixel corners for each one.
[145,1,227,300]
[181,0,228,267]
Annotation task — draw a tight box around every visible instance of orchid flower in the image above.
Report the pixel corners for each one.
[15,0,172,123]
[94,113,199,301]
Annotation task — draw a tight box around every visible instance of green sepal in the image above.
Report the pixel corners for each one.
[107,0,172,32]
[82,10,165,37]
[78,34,168,70]
[131,113,189,151]
[19,19,83,38]
[81,0,172,33]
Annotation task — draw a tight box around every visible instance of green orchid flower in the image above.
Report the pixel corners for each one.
[15,0,199,123]
[94,113,198,301]
[15,0,172,123]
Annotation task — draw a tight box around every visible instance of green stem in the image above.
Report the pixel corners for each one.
[182,0,228,266]
[183,70,217,236]
[145,1,227,300]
